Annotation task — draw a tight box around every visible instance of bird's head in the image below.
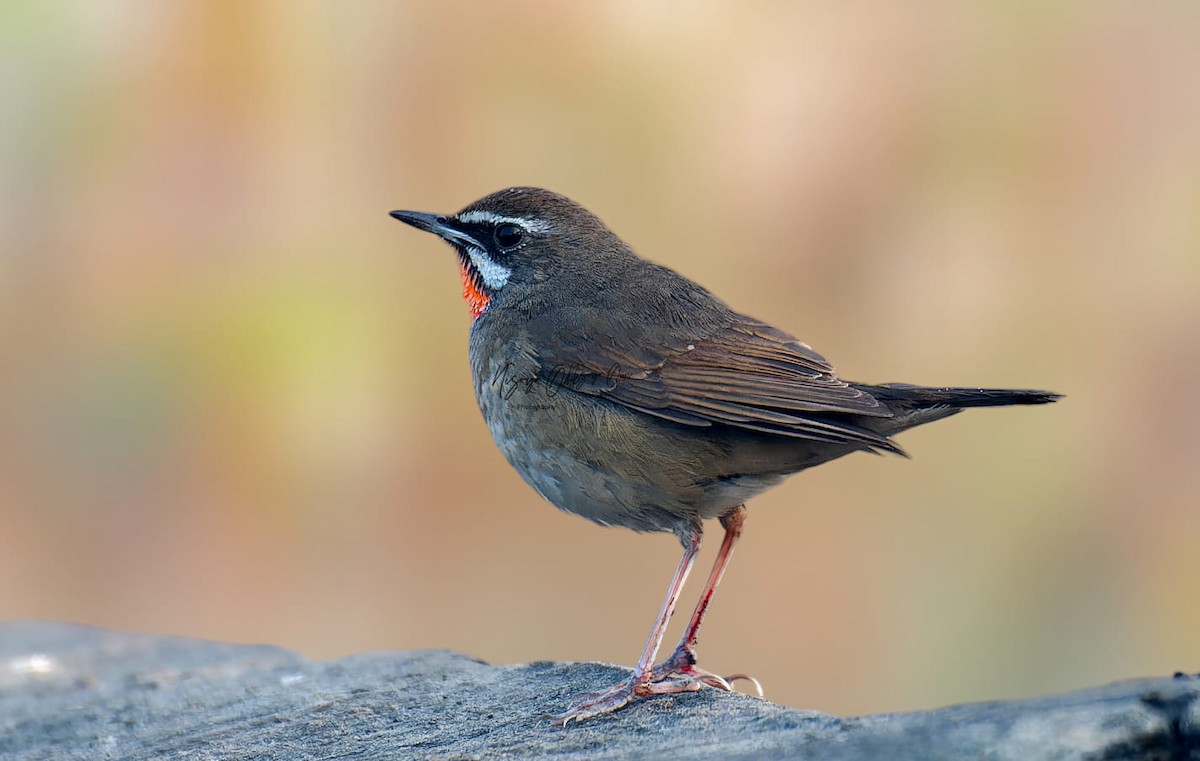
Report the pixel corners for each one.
[391,187,623,320]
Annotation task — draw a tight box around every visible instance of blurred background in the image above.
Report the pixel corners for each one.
[2,1,1198,717]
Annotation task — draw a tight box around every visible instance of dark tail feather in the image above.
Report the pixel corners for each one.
[865,383,1063,410]
[850,383,1060,449]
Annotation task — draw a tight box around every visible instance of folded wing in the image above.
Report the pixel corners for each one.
[536,315,902,453]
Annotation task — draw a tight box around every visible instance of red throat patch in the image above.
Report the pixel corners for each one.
[458,260,490,319]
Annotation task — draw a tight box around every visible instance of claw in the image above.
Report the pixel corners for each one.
[666,664,734,692]
[697,672,734,691]
[725,672,765,697]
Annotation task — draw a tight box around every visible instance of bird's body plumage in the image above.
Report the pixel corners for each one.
[456,188,1053,541]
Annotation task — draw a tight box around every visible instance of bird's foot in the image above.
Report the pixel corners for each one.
[549,673,707,725]
[549,652,764,725]
[649,645,765,697]
[653,662,764,696]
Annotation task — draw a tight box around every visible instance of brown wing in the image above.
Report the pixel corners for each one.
[536,316,902,453]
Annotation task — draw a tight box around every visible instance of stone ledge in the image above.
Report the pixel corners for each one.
[1,621,1196,760]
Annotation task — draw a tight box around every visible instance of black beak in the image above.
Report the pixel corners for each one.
[389,210,482,249]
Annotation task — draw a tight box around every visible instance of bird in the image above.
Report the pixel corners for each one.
[390,187,1060,723]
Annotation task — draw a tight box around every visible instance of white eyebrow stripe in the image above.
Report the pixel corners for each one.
[456,210,550,234]
[464,245,511,289]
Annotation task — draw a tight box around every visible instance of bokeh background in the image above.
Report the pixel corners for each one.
[2,2,1198,716]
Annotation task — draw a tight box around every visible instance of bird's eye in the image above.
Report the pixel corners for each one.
[494,224,524,249]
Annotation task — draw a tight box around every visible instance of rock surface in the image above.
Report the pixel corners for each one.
[1,621,1196,760]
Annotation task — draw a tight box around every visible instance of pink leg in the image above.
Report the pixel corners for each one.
[550,528,702,724]
[551,506,761,724]
[652,505,759,693]
[680,505,745,653]
[631,529,702,676]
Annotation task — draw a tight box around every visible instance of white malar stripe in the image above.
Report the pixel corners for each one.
[465,246,512,289]
[456,210,550,234]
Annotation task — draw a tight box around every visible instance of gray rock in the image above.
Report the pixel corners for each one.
[0,621,1195,760]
